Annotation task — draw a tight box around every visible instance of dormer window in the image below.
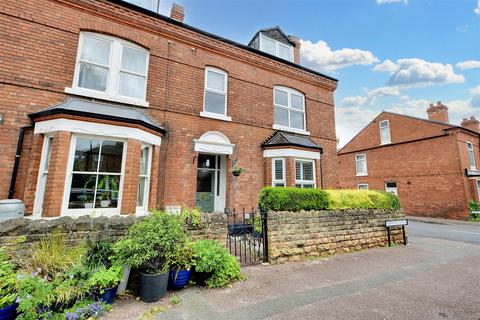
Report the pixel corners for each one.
[259,33,293,62]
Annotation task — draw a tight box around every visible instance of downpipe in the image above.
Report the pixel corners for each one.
[8,125,33,199]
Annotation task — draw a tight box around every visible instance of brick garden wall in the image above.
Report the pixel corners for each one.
[0,213,227,260]
[267,209,406,264]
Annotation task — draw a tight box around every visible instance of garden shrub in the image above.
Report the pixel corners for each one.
[259,187,330,211]
[0,249,17,309]
[113,210,188,274]
[191,240,244,288]
[259,187,401,211]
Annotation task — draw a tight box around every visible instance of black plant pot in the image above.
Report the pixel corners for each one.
[232,171,241,177]
[193,271,213,286]
[139,271,169,302]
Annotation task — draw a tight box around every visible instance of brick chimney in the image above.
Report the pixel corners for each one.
[287,35,301,64]
[461,116,480,133]
[426,101,449,123]
[170,3,184,22]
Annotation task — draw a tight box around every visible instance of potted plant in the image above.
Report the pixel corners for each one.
[230,164,246,177]
[87,265,123,305]
[0,250,18,320]
[113,211,188,302]
[98,193,111,208]
[97,176,119,208]
[168,245,195,290]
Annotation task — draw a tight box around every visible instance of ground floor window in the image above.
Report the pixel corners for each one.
[272,158,286,187]
[33,136,53,216]
[385,182,398,196]
[476,180,480,201]
[136,144,152,211]
[358,184,369,190]
[295,159,315,188]
[66,136,125,211]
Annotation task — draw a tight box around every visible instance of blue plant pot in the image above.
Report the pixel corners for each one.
[168,269,192,289]
[98,286,118,305]
[0,303,18,320]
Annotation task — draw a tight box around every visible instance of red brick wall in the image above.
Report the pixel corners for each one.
[0,0,338,215]
[338,113,480,219]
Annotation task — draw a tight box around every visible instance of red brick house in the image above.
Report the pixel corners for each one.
[337,102,480,219]
[0,0,338,218]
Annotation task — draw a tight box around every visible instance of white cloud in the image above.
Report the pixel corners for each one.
[342,86,402,107]
[300,40,379,72]
[456,60,480,70]
[475,0,480,15]
[374,58,465,87]
[373,59,399,73]
[376,0,408,4]
[470,86,480,96]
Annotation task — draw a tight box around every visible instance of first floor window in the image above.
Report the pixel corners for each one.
[137,144,152,209]
[358,184,369,190]
[274,86,306,131]
[295,159,315,188]
[272,158,286,187]
[67,136,124,210]
[355,154,367,176]
[467,141,476,170]
[204,67,228,116]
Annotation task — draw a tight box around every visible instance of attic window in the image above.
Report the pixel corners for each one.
[259,33,293,62]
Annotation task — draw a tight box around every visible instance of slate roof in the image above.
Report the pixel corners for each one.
[262,131,323,153]
[28,98,165,134]
[247,26,297,48]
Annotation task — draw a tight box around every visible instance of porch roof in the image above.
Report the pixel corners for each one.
[28,98,165,134]
[261,131,323,153]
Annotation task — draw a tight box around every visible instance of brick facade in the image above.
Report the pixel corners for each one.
[338,108,480,219]
[0,0,338,217]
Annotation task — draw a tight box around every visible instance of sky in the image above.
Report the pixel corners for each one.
[132,0,479,147]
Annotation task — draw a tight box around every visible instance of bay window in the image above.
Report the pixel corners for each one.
[66,32,149,106]
[137,144,152,212]
[66,136,125,213]
[295,159,315,188]
[274,86,306,133]
[272,158,286,187]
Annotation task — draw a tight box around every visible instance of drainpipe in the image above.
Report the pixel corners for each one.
[8,125,33,199]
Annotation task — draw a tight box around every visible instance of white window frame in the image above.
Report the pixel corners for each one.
[355,154,368,176]
[259,33,293,62]
[357,184,369,190]
[467,141,477,170]
[32,135,53,218]
[136,144,152,215]
[379,120,391,145]
[294,158,316,188]
[385,182,398,196]
[476,179,480,201]
[271,158,286,187]
[62,134,127,217]
[273,86,309,135]
[200,67,231,122]
[65,32,150,107]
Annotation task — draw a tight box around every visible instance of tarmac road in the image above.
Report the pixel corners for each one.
[158,219,480,320]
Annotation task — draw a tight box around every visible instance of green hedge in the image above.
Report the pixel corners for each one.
[259,187,401,211]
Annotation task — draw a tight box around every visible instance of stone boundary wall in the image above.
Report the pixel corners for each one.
[267,209,406,264]
[0,213,227,259]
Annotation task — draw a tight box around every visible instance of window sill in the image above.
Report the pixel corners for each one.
[61,208,121,218]
[273,124,310,136]
[380,141,391,146]
[356,173,368,177]
[200,111,232,122]
[65,87,149,108]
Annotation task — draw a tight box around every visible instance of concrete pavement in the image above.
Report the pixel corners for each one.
[159,219,480,320]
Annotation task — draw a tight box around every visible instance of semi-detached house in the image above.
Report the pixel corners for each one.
[337,102,480,219]
[0,0,339,218]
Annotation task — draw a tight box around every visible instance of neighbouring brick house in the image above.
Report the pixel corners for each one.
[0,0,338,218]
[337,102,480,219]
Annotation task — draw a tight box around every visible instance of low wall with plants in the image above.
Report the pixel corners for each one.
[0,213,227,260]
[259,187,406,263]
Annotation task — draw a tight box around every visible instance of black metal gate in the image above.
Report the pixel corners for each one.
[225,207,268,266]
